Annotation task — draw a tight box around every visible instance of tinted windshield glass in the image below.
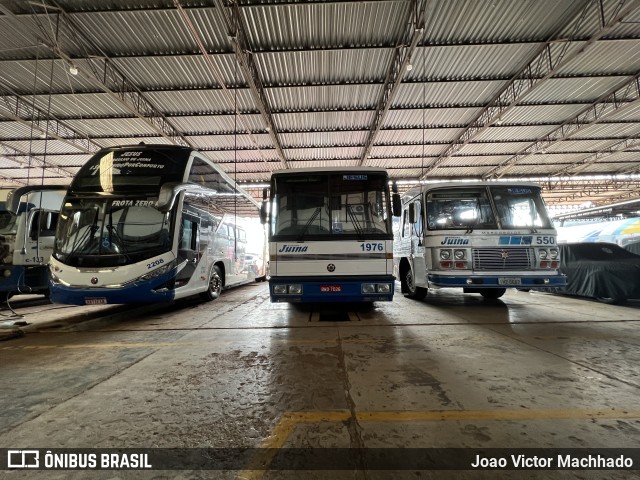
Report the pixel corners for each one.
[71,147,191,193]
[490,186,552,229]
[425,185,551,230]
[271,173,392,239]
[426,188,496,230]
[54,197,173,267]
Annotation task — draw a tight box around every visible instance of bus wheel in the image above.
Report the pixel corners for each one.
[480,288,506,300]
[404,268,427,300]
[201,265,223,301]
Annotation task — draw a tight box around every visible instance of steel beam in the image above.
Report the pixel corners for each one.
[420,0,640,180]
[359,0,426,166]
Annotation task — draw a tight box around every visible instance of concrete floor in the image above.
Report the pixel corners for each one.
[1,284,640,479]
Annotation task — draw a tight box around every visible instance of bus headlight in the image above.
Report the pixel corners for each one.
[273,284,288,294]
[274,284,303,295]
[362,283,392,294]
[454,249,466,260]
[440,249,451,260]
[136,260,176,283]
[539,249,548,260]
[362,283,376,294]
[549,248,559,260]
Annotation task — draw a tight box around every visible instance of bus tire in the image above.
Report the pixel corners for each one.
[404,267,427,300]
[201,265,223,301]
[480,288,506,300]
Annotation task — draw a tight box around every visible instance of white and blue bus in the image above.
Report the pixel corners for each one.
[49,144,260,305]
[261,167,400,303]
[0,186,66,301]
[395,182,567,300]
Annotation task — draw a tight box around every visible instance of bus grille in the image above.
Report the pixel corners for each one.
[472,247,534,271]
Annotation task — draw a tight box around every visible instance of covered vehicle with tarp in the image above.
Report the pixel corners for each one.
[555,242,640,304]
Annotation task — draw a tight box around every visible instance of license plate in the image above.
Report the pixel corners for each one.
[85,297,107,305]
[320,285,342,293]
[498,278,521,286]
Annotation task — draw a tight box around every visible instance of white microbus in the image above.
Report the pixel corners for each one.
[394,182,567,300]
[261,167,401,303]
[49,145,260,305]
[0,186,66,301]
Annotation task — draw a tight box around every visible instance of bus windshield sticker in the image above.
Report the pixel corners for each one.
[506,187,532,194]
[343,175,368,181]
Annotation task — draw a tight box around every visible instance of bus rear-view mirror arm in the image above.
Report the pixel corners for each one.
[391,182,401,217]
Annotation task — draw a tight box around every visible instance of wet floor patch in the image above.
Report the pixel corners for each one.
[311,310,357,322]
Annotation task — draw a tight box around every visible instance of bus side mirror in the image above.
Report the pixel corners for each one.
[391,182,401,217]
[408,203,417,224]
[259,187,268,224]
[259,202,268,225]
[392,194,401,217]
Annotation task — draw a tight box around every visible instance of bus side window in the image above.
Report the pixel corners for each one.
[402,210,410,238]
[180,218,198,251]
[412,201,423,237]
[30,210,59,240]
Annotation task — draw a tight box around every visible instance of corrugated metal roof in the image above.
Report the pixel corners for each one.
[0,0,638,205]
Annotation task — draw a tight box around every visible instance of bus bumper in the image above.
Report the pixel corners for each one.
[269,275,395,303]
[49,272,177,305]
[427,273,567,289]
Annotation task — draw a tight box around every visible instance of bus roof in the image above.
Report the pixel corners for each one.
[271,166,389,176]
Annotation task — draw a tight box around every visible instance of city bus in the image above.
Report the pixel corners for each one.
[394,182,567,300]
[261,167,400,303]
[0,186,66,301]
[49,144,260,305]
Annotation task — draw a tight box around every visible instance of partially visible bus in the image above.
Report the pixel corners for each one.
[395,182,566,300]
[261,167,400,303]
[49,144,260,305]
[556,217,640,248]
[0,186,66,301]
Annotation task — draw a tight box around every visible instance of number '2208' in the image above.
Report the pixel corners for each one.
[147,258,165,269]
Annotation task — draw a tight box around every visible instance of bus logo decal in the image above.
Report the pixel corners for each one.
[440,237,469,245]
[278,245,308,253]
[327,263,336,272]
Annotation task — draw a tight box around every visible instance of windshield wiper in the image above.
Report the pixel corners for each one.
[65,211,99,262]
[347,205,365,239]
[297,207,321,241]
[465,198,482,234]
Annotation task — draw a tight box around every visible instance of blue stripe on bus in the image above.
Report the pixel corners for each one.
[427,273,567,288]
[498,236,532,245]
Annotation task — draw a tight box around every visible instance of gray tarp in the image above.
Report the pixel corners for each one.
[557,242,640,302]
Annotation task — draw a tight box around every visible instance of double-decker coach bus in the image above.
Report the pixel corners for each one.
[395,182,567,300]
[49,144,260,305]
[261,167,400,303]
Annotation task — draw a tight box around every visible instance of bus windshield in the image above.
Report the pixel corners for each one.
[271,172,392,240]
[426,185,552,230]
[54,197,173,267]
